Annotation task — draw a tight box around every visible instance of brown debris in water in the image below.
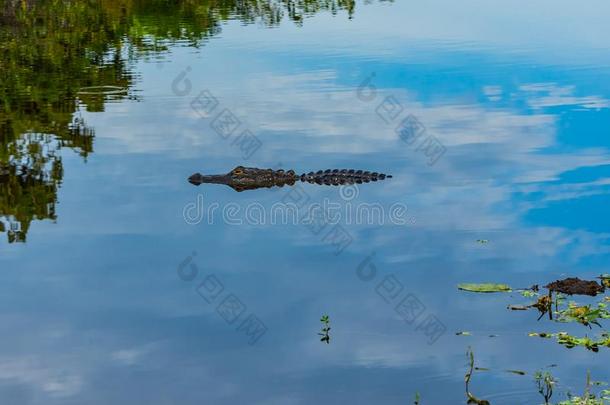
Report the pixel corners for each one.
[545,277,605,296]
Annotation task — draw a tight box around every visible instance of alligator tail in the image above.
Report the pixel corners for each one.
[299,169,392,186]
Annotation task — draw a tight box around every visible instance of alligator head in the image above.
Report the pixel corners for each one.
[188,166,297,192]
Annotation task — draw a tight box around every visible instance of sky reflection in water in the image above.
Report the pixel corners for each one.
[1,1,610,403]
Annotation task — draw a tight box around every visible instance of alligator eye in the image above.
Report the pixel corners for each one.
[233,167,244,176]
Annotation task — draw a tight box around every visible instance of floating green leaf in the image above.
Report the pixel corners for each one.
[458,283,511,293]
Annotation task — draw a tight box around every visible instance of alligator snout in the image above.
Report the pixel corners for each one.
[188,173,203,185]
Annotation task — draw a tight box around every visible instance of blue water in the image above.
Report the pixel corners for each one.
[1,1,609,403]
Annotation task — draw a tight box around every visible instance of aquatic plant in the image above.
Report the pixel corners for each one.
[558,371,610,404]
[521,289,540,298]
[534,370,556,404]
[464,348,490,405]
[529,332,610,352]
[532,369,610,404]
[533,294,554,320]
[556,302,610,329]
[458,274,609,353]
[600,274,610,289]
[318,315,331,344]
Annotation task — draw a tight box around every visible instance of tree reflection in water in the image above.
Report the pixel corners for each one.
[0,0,358,242]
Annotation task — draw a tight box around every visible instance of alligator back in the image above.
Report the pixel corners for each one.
[299,169,391,186]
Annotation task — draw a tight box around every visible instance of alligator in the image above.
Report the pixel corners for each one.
[188,166,392,192]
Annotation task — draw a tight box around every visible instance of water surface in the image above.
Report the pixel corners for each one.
[1,1,610,403]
